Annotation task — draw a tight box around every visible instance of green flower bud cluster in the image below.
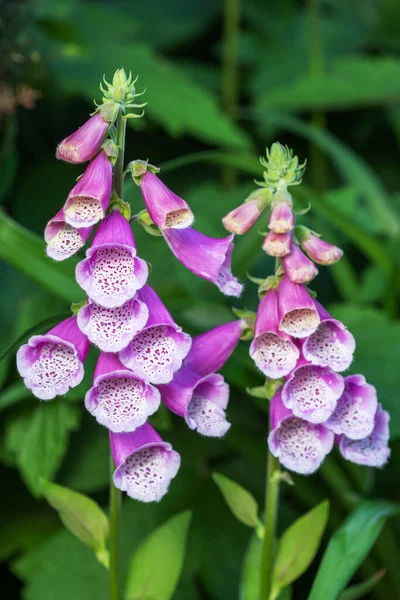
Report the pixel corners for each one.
[258,142,306,190]
[96,68,147,120]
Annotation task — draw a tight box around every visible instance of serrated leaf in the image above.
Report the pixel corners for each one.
[307,501,399,600]
[271,501,329,600]
[42,480,109,567]
[338,569,386,600]
[125,510,192,600]
[213,473,259,528]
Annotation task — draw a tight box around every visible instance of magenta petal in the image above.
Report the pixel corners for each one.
[301,234,343,265]
[250,288,299,378]
[262,231,292,257]
[278,275,320,338]
[140,171,194,229]
[77,297,148,353]
[91,209,136,247]
[282,245,318,284]
[222,199,263,235]
[16,316,89,400]
[339,404,390,467]
[64,151,112,228]
[163,228,243,297]
[110,424,181,502]
[45,209,93,261]
[56,113,109,164]
[268,202,294,233]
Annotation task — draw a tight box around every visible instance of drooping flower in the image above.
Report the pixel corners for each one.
[110,423,181,502]
[262,231,292,257]
[56,113,110,164]
[296,226,343,265]
[222,188,272,235]
[140,170,194,230]
[45,209,93,261]
[163,228,243,297]
[77,297,149,353]
[338,404,390,467]
[303,301,355,372]
[268,388,334,475]
[282,244,318,284]
[282,357,344,423]
[63,150,113,228]
[249,288,299,378]
[16,316,90,400]
[119,285,191,384]
[85,352,160,433]
[325,375,378,439]
[76,209,148,308]
[268,200,294,233]
[277,275,320,338]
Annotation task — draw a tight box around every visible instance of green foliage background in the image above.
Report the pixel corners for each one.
[1,0,400,598]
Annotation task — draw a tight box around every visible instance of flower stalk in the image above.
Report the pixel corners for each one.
[260,437,280,600]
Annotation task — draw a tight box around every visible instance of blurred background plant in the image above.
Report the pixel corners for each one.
[1,0,400,598]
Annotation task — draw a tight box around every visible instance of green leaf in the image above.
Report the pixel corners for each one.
[0,211,82,302]
[0,382,30,411]
[213,473,260,528]
[5,401,80,496]
[42,480,109,567]
[240,533,262,600]
[271,501,329,600]
[338,569,386,600]
[307,501,399,600]
[125,510,192,600]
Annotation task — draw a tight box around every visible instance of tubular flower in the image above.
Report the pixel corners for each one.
[56,113,110,164]
[110,423,181,502]
[282,244,318,284]
[277,275,320,338]
[163,228,243,297]
[249,288,299,378]
[268,388,334,475]
[85,352,160,433]
[45,209,93,261]
[297,227,343,265]
[140,170,194,230]
[16,316,90,400]
[223,199,263,235]
[63,150,113,228]
[119,285,191,384]
[338,404,390,467]
[262,231,292,257]
[268,201,294,233]
[76,209,148,308]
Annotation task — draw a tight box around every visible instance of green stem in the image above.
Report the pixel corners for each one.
[114,110,127,199]
[221,0,241,188]
[260,442,280,600]
[109,453,121,600]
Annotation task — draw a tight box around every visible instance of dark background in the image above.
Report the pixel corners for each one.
[1,0,400,598]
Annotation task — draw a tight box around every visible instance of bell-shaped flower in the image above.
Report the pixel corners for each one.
[140,170,194,230]
[325,375,378,439]
[163,228,243,297]
[77,297,148,353]
[119,285,191,384]
[76,209,148,308]
[268,388,334,475]
[282,244,318,284]
[56,113,109,164]
[262,231,292,257]
[282,356,344,424]
[63,150,112,228]
[45,209,93,261]
[277,275,320,338]
[303,301,355,372]
[16,316,90,400]
[85,353,160,433]
[110,423,181,502]
[338,404,390,467]
[250,288,299,378]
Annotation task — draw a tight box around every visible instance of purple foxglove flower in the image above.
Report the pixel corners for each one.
[325,375,378,439]
[85,353,160,433]
[301,233,343,265]
[76,209,148,308]
[159,369,231,438]
[268,388,334,475]
[63,151,112,228]
[45,209,93,261]
[140,171,194,230]
[282,244,318,284]
[339,404,390,467]
[119,285,191,384]
[268,202,294,233]
[16,316,90,400]
[262,231,292,257]
[77,297,149,353]
[249,288,299,378]
[163,228,243,297]
[222,199,263,235]
[110,423,181,502]
[56,113,109,164]
[278,275,320,338]
[282,357,344,423]
[303,301,355,372]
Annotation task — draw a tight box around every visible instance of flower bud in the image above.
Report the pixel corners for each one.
[262,231,292,257]
[56,113,109,164]
[296,226,343,265]
[268,201,294,233]
[282,244,318,284]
